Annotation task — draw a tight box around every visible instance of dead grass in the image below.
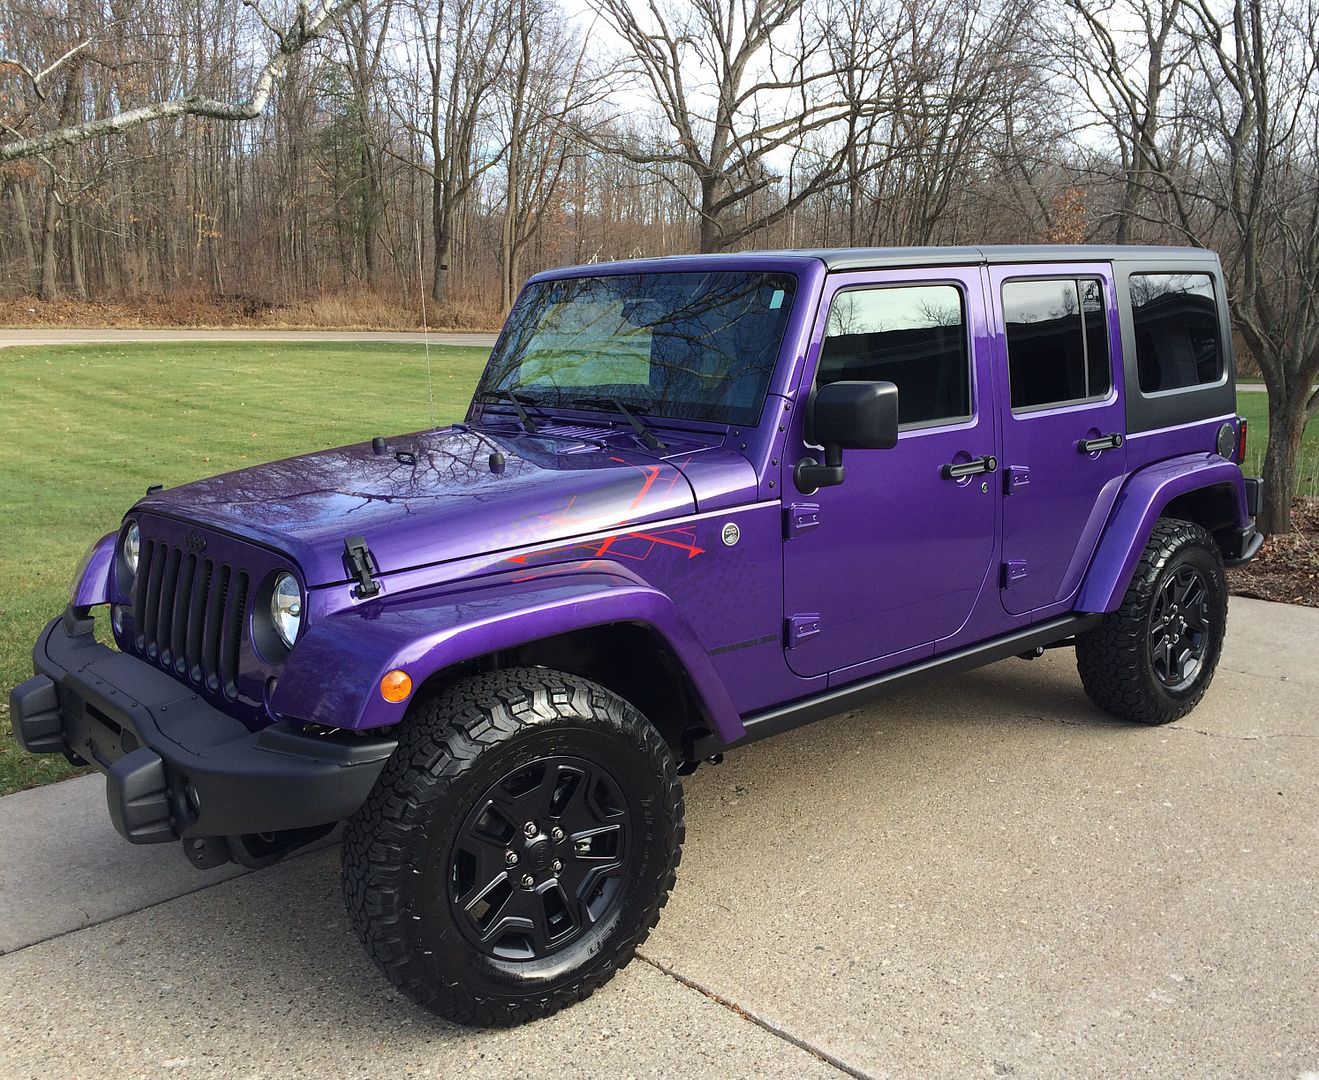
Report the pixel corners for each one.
[0,285,503,331]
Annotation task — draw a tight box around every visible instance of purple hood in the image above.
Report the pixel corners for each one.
[133,424,751,587]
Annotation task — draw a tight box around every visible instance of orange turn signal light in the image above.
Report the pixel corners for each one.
[380,669,413,703]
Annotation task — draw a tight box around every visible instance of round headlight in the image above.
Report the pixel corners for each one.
[122,522,140,576]
[271,573,303,648]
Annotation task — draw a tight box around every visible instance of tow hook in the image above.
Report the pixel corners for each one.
[677,753,724,776]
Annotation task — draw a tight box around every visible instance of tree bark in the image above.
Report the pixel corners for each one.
[38,174,61,301]
[5,182,39,291]
[66,203,88,300]
[1258,390,1310,534]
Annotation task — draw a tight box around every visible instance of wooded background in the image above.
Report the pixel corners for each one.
[1,0,1316,530]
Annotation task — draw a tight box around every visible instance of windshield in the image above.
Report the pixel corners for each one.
[476,270,798,426]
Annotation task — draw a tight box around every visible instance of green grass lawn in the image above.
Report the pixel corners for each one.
[1,342,1315,796]
[1233,392,1319,497]
[0,341,488,794]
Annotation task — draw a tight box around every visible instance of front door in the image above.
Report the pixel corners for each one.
[781,268,999,680]
[989,265,1127,616]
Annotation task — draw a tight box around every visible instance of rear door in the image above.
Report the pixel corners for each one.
[781,267,999,679]
[990,264,1127,616]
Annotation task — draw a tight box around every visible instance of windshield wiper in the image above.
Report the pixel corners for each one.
[570,396,665,451]
[480,390,540,434]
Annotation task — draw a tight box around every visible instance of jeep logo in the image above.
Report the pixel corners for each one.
[184,531,207,554]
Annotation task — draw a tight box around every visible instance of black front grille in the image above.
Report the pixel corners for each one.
[133,539,249,698]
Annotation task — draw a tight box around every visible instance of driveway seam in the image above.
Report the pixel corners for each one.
[0,871,251,959]
[635,952,877,1080]
[0,840,333,959]
[1165,725,1316,741]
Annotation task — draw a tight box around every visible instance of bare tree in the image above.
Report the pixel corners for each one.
[589,0,863,252]
[1062,0,1319,532]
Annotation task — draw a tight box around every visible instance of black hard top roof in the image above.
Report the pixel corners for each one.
[759,244,1214,271]
[533,244,1218,282]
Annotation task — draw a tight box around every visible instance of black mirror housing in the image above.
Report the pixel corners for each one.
[810,380,899,450]
[796,380,899,494]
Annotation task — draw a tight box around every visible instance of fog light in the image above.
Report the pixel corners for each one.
[380,669,412,703]
[112,605,126,635]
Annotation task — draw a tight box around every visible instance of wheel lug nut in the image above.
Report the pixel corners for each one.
[523,822,537,838]
[521,874,534,889]
[505,851,518,866]
[552,859,563,873]
[551,827,565,842]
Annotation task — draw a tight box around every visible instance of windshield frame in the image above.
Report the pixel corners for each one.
[472,268,802,430]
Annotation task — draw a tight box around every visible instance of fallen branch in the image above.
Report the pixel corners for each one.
[0,0,354,163]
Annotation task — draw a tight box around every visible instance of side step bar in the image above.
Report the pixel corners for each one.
[694,614,1101,758]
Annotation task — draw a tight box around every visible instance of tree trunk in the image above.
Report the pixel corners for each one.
[1258,390,1308,534]
[38,175,61,302]
[698,175,722,253]
[66,204,89,300]
[431,179,451,302]
[5,182,39,291]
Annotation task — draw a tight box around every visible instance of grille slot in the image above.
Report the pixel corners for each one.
[131,539,247,696]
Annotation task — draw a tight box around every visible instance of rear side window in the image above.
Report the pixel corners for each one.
[1003,278,1110,410]
[1129,273,1223,393]
[819,284,971,427]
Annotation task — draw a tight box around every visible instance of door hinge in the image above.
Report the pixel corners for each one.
[1004,464,1030,494]
[786,613,821,648]
[344,535,381,598]
[784,502,821,539]
[1002,560,1028,589]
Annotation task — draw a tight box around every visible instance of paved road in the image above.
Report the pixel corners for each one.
[2,596,1316,1078]
[0,328,498,349]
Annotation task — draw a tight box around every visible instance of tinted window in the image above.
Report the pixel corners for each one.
[1003,278,1111,410]
[1130,273,1222,393]
[478,271,797,425]
[819,284,970,426]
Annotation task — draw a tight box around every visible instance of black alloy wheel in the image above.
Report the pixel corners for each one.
[450,755,630,962]
[1148,564,1212,691]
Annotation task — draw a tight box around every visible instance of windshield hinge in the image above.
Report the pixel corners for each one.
[344,535,381,598]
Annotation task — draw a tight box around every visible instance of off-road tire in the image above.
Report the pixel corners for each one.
[342,667,684,1026]
[1076,517,1227,725]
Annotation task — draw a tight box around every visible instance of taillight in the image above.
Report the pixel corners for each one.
[1236,418,1248,464]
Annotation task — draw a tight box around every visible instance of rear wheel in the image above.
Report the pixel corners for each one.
[1076,518,1227,724]
[342,668,683,1026]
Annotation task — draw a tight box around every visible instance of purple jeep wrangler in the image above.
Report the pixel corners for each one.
[12,246,1262,1025]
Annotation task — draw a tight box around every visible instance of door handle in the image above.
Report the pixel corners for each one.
[942,455,997,479]
[1078,433,1123,453]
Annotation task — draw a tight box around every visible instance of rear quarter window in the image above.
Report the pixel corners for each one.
[1129,273,1224,393]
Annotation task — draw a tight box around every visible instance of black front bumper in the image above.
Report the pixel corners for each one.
[10,613,396,856]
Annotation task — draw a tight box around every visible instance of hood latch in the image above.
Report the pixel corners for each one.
[344,535,381,598]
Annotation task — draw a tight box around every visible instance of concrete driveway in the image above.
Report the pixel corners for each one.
[0,328,498,349]
[1,596,1315,1078]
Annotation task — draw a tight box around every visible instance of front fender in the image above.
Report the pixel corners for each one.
[270,563,745,744]
[70,532,117,609]
[1076,453,1249,613]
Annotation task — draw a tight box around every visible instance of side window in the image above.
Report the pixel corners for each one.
[1129,273,1223,393]
[1003,278,1111,411]
[819,284,971,427]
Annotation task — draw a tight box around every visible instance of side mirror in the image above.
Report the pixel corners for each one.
[795,380,899,493]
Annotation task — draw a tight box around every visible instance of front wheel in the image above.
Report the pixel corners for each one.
[342,668,684,1026]
[1076,518,1228,724]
